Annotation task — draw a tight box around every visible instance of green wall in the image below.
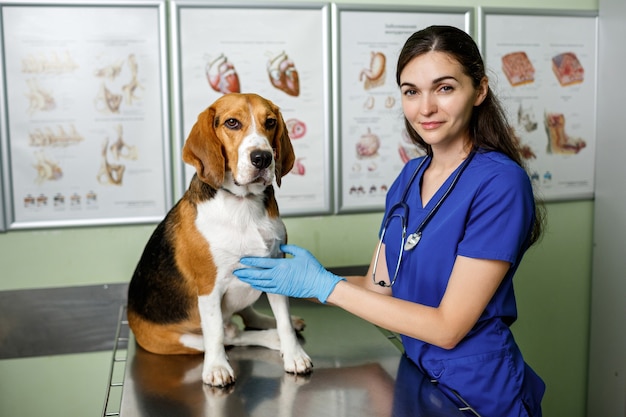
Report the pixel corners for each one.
[0,0,597,416]
[0,194,596,417]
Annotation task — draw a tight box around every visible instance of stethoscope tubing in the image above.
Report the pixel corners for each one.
[372,150,476,287]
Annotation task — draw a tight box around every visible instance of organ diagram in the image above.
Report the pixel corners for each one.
[356,127,381,160]
[359,51,386,90]
[200,49,310,177]
[398,129,424,164]
[502,51,535,86]
[363,95,396,111]
[343,46,416,204]
[183,15,334,217]
[205,53,241,94]
[286,118,306,140]
[267,50,300,97]
[499,49,588,160]
[483,10,597,203]
[502,50,584,88]
[551,52,584,86]
[285,118,307,176]
[544,112,586,155]
[204,50,301,97]
[347,125,423,197]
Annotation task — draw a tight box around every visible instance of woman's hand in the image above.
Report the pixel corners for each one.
[234,244,345,303]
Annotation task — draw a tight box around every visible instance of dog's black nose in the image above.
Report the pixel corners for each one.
[250,150,273,169]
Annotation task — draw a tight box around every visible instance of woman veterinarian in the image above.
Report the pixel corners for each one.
[235,25,546,416]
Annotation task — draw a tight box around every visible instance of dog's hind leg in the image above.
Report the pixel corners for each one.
[225,327,282,350]
[128,310,203,355]
[236,306,276,330]
[179,333,204,351]
[237,305,306,332]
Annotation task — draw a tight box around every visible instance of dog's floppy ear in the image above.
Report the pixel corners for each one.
[182,106,225,188]
[272,111,295,187]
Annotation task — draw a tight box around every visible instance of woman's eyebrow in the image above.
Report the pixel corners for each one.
[400,75,457,88]
[432,75,457,84]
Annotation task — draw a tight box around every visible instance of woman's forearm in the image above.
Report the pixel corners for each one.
[326,280,457,349]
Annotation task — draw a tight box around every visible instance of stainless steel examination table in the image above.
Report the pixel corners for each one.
[103,297,469,417]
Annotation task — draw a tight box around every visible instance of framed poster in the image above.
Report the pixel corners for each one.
[0,133,5,232]
[0,0,171,229]
[171,1,332,216]
[333,4,473,213]
[479,8,598,201]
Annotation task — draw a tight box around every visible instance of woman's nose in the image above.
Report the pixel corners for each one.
[419,94,436,115]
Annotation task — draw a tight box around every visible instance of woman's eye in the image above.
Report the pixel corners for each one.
[225,118,241,129]
[439,85,454,93]
[402,88,417,96]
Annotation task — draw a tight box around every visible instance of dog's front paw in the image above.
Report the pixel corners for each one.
[202,362,235,387]
[282,345,313,375]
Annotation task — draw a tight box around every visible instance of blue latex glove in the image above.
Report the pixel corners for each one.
[234,244,345,303]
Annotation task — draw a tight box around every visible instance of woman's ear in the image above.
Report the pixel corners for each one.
[474,76,489,106]
[182,106,225,188]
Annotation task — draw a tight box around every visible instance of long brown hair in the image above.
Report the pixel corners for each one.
[396,25,544,245]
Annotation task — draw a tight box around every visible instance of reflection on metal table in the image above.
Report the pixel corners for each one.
[103,298,469,417]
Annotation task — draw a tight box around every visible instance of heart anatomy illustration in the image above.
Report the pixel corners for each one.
[267,51,300,97]
[206,53,241,94]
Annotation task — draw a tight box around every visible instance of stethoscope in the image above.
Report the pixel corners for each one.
[372,150,476,287]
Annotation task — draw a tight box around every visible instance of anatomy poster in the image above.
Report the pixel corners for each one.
[0,147,4,231]
[336,6,471,212]
[482,10,598,201]
[0,2,170,228]
[173,2,332,216]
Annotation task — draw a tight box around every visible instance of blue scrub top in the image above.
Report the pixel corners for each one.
[381,150,545,416]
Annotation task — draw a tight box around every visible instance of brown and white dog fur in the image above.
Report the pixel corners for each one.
[127,93,312,387]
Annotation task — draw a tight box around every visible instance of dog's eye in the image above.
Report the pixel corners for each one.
[225,118,241,130]
[265,118,277,130]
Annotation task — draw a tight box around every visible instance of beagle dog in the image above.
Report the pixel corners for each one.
[127,93,312,387]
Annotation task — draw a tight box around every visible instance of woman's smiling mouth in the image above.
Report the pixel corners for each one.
[420,121,444,130]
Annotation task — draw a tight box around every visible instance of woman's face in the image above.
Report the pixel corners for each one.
[399,51,487,151]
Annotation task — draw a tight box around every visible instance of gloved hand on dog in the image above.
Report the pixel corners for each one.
[234,244,345,304]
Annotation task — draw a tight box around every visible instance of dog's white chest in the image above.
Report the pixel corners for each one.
[195,191,285,273]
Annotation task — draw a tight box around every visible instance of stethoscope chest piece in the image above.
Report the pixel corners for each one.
[371,150,476,288]
[404,232,421,251]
